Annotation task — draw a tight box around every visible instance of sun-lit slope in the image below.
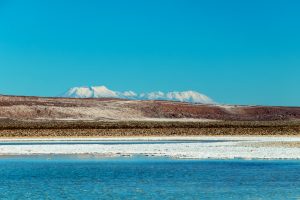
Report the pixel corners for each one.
[0,95,300,121]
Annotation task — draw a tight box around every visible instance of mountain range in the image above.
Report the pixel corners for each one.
[61,86,214,104]
[0,86,299,122]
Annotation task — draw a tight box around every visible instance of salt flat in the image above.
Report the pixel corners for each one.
[1,136,300,160]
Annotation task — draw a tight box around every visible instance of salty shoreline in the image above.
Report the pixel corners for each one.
[1,120,299,159]
[1,136,300,160]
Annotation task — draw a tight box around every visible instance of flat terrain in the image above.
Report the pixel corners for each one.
[1,136,300,159]
[0,119,299,137]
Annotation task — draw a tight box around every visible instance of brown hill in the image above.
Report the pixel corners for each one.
[0,95,299,121]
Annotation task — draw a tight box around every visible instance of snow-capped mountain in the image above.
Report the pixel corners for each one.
[61,86,214,104]
[139,91,213,104]
[63,86,119,98]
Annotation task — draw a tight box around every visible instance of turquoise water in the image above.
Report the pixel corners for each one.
[0,156,300,199]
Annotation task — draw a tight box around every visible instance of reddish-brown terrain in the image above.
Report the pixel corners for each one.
[0,95,299,121]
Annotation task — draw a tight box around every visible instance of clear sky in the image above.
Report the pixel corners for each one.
[0,0,299,106]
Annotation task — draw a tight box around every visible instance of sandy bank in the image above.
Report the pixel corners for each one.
[0,136,300,160]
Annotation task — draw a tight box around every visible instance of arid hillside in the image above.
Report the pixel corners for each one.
[0,95,300,121]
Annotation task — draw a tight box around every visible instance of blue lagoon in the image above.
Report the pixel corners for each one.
[0,156,300,199]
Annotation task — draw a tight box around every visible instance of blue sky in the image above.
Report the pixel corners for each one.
[0,0,299,106]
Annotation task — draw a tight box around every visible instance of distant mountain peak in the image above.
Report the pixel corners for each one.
[61,86,214,104]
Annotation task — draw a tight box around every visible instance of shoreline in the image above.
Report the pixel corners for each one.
[0,136,300,160]
[0,120,299,160]
[2,154,300,162]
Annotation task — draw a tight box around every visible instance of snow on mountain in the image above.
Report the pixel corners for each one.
[139,91,214,103]
[62,86,214,104]
[62,86,117,98]
[62,86,137,99]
